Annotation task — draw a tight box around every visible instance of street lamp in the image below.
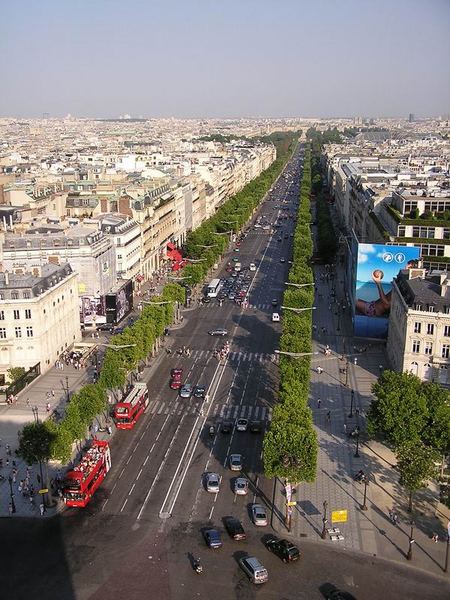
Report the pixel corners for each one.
[7,475,16,514]
[361,476,369,511]
[65,375,69,403]
[281,306,317,313]
[354,432,360,458]
[284,282,314,288]
[445,533,450,573]
[321,500,328,539]
[96,343,137,350]
[406,521,415,561]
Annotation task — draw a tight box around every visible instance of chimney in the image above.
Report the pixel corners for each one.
[4,270,9,285]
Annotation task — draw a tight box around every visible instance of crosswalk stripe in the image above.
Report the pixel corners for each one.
[232,406,239,419]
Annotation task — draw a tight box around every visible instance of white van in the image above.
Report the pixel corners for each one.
[249,263,256,271]
[234,262,242,272]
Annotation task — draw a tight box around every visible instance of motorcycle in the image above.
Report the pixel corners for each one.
[193,558,203,574]
[353,470,366,483]
[347,426,360,438]
[209,425,215,437]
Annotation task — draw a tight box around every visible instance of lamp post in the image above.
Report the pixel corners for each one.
[406,521,415,561]
[354,432,360,458]
[361,476,369,511]
[274,350,319,359]
[445,533,450,573]
[31,406,50,507]
[65,375,69,402]
[8,475,16,513]
[321,500,329,539]
[281,306,317,313]
[284,282,314,288]
[348,388,354,418]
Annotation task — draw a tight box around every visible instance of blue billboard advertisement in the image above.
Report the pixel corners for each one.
[353,243,421,338]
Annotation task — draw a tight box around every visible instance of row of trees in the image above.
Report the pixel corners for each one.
[17,133,299,468]
[263,146,318,483]
[367,370,450,510]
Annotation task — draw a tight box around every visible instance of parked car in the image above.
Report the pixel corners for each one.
[205,472,220,493]
[208,328,228,336]
[179,383,193,398]
[249,263,256,271]
[236,418,248,432]
[223,516,246,540]
[251,503,268,526]
[264,535,300,562]
[204,528,223,549]
[272,312,280,322]
[234,477,249,495]
[170,377,182,390]
[271,299,278,307]
[229,453,243,471]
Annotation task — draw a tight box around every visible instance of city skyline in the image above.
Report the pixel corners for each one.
[1,0,449,119]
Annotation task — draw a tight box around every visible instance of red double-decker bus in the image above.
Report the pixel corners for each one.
[114,382,149,430]
[62,440,111,508]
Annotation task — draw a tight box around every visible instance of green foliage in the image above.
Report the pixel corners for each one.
[17,422,56,464]
[368,371,428,447]
[396,440,438,510]
[263,145,317,483]
[7,366,26,383]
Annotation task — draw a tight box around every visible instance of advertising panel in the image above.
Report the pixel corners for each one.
[105,280,134,324]
[80,296,106,325]
[353,243,421,339]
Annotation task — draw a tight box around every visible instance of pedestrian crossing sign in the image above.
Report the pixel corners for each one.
[331,510,348,523]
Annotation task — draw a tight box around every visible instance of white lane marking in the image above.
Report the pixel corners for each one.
[120,498,128,512]
[136,468,143,481]
[143,454,150,466]
[118,468,125,479]
[129,483,136,496]
[101,499,109,511]
[149,443,155,453]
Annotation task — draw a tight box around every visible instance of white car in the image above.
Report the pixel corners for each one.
[234,477,249,495]
[272,313,280,322]
[251,503,268,526]
[236,418,248,432]
[249,263,256,272]
[205,472,220,493]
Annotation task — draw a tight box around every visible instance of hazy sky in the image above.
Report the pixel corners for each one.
[1,0,449,119]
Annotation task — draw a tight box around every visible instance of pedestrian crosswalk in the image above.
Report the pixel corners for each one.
[146,400,273,420]
[173,349,274,363]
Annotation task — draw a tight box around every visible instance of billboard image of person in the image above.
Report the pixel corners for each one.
[353,243,421,338]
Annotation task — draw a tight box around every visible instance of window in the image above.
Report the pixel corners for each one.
[414,322,421,334]
[11,291,19,300]
[0,328,6,339]
[22,290,30,299]
[0,311,4,321]
[444,325,450,337]
[13,310,20,320]
[15,327,22,338]
[427,323,434,335]
[424,342,433,355]
[25,309,31,319]
[26,326,33,338]
[442,344,450,359]
[412,340,420,353]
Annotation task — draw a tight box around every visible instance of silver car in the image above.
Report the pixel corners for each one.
[179,383,193,398]
[234,477,249,495]
[205,472,220,493]
[229,453,243,471]
[251,503,268,526]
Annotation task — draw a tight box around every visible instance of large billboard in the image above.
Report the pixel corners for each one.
[105,280,133,324]
[80,296,106,325]
[353,243,421,338]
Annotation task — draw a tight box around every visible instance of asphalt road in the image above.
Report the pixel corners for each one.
[1,146,449,600]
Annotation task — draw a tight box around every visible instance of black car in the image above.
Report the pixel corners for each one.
[96,323,114,332]
[193,385,206,399]
[201,297,211,304]
[223,516,246,540]
[265,535,300,563]
[249,420,262,433]
[221,421,232,434]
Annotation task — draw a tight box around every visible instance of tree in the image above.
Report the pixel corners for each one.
[367,371,428,447]
[421,382,450,457]
[7,366,26,383]
[396,440,438,512]
[17,422,56,464]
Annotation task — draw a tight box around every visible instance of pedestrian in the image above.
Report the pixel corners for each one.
[326,410,331,423]
[354,357,358,365]
[8,502,13,516]
[432,533,439,543]
[46,402,51,413]
[343,423,347,434]
[106,425,112,435]
[6,458,9,468]
[39,502,45,516]
[51,389,55,397]
[317,398,321,409]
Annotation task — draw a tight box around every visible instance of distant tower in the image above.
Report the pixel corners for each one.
[408,113,415,123]
[42,112,50,119]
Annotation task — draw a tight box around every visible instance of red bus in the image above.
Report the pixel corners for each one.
[62,440,111,508]
[114,382,149,430]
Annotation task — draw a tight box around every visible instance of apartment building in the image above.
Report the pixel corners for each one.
[97,214,141,281]
[0,263,80,381]
[387,268,450,384]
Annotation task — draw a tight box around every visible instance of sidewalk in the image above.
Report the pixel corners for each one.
[272,213,450,578]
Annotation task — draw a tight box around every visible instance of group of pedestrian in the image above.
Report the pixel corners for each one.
[54,359,65,370]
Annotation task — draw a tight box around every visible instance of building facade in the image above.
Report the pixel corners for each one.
[0,263,80,381]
